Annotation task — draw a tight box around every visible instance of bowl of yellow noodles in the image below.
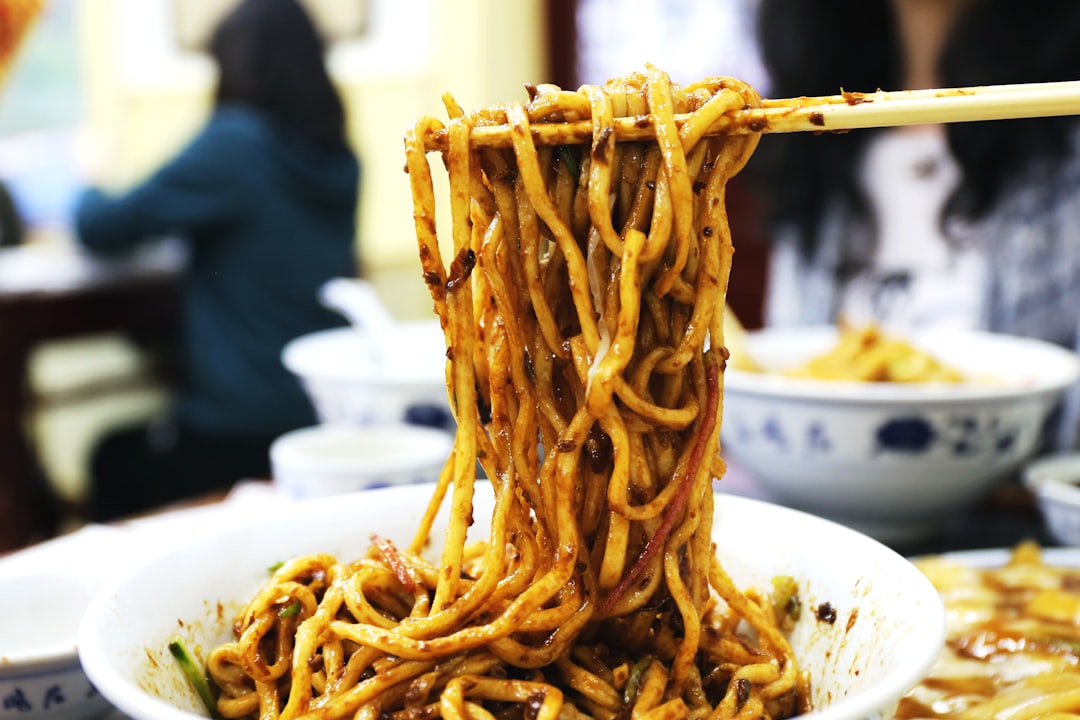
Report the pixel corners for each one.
[78,482,945,720]
[721,324,1080,544]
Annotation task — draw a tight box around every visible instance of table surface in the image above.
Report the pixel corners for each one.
[0,240,182,552]
[0,240,183,296]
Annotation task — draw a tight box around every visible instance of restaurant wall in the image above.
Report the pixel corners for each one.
[77,0,547,319]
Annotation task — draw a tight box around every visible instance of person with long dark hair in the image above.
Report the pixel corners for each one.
[751,0,1080,334]
[74,0,360,520]
[747,0,1080,446]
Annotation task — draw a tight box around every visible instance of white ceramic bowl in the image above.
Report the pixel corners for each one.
[722,326,1080,544]
[282,323,450,426]
[1023,452,1080,546]
[270,423,454,500]
[79,484,945,720]
[0,570,110,720]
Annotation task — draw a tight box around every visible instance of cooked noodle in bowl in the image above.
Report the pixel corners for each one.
[80,67,945,720]
[78,485,946,720]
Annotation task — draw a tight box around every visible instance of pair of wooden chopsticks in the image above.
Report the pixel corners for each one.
[424,80,1080,151]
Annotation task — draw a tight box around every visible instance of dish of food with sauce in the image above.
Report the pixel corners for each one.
[899,541,1080,718]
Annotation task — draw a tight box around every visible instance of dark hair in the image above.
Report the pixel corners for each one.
[210,0,348,151]
[748,0,1080,257]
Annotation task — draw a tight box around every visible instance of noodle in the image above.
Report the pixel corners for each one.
[764,322,966,383]
[204,66,806,720]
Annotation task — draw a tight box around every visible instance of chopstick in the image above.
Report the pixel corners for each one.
[422,80,1080,151]
[757,80,1080,132]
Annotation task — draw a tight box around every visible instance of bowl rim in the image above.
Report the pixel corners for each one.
[0,648,82,675]
[77,485,945,720]
[281,325,447,385]
[726,326,1080,403]
[269,423,454,474]
[1023,452,1080,502]
[0,569,95,669]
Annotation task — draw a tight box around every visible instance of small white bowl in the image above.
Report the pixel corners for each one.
[78,484,945,720]
[723,326,1080,544]
[0,570,110,720]
[1023,452,1080,546]
[282,324,450,426]
[270,423,454,500]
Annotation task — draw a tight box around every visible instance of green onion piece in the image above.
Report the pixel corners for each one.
[278,600,301,618]
[168,636,221,719]
[771,575,802,630]
[623,654,654,705]
[557,146,580,179]
[267,561,285,573]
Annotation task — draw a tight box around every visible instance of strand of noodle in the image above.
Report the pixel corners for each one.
[638,699,690,720]
[707,563,798,703]
[527,87,591,122]
[555,655,624,711]
[277,581,346,719]
[630,661,668,720]
[595,404,633,589]
[506,102,600,353]
[514,175,568,361]
[256,681,279,720]
[379,480,520,641]
[602,352,720,614]
[622,148,665,264]
[488,592,593,668]
[646,68,696,298]
[302,660,435,720]
[659,361,721,695]
[587,227,646,417]
[656,136,756,376]
[341,569,404,628]
[476,210,546,530]
[441,677,564,720]
[405,117,450,321]
[581,84,625,257]
[216,690,258,719]
[433,115,481,613]
[688,455,716,611]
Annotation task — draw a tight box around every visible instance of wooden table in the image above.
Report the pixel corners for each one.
[0,242,181,552]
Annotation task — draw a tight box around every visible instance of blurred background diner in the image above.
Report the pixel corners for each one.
[74,0,361,522]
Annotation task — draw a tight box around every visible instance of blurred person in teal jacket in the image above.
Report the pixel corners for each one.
[75,0,360,520]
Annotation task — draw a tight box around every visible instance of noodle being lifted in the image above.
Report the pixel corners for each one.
[202,67,806,720]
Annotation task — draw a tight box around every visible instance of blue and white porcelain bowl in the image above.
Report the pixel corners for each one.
[722,326,1080,544]
[270,423,455,500]
[1023,452,1080,546]
[282,323,450,427]
[0,570,110,720]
